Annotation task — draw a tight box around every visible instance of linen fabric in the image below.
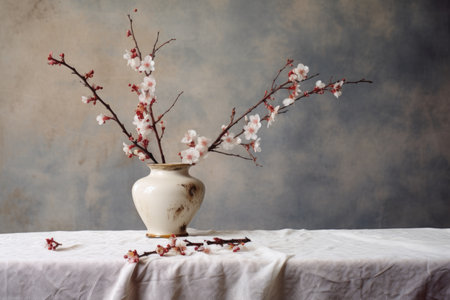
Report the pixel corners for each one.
[1,228,449,299]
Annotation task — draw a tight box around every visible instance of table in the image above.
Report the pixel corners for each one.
[1,228,449,299]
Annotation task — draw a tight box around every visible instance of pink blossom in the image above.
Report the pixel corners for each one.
[123,50,140,70]
[315,80,326,89]
[181,147,200,164]
[282,97,294,107]
[195,136,211,157]
[252,138,261,152]
[243,123,259,140]
[138,55,155,73]
[96,113,111,125]
[195,245,211,254]
[331,80,344,98]
[248,114,261,129]
[122,142,134,158]
[133,114,152,138]
[181,129,197,145]
[267,105,280,128]
[124,250,139,263]
[133,149,149,161]
[174,239,187,255]
[156,245,166,256]
[196,136,210,149]
[138,90,152,104]
[293,63,309,80]
[221,132,241,150]
[140,75,156,95]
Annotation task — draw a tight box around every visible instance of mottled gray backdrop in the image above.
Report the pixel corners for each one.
[0,0,449,232]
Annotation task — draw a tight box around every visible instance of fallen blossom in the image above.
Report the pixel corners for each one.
[45,238,62,251]
[124,250,139,263]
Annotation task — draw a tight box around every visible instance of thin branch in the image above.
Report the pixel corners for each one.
[155,38,176,55]
[271,59,293,90]
[156,91,184,123]
[210,149,253,161]
[127,14,143,60]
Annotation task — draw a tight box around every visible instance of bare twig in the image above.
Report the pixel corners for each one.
[156,91,184,123]
[210,149,253,161]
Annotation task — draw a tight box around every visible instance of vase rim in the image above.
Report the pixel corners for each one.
[147,163,192,170]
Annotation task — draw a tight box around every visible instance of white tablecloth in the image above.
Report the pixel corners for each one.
[1,228,449,299]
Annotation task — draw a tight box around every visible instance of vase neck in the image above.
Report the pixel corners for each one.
[147,163,191,176]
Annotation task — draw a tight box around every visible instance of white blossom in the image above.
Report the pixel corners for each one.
[283,97,295,107]
[181,129,197,144]
[181,147,200,164]
[252,138,261,152]
[267,105,280,128]
[243,123,259,140]
[140,75,156,96]
[81,96,88,104]
[138,55,155,73]
[96,113,107,125]
[315,80,326,89]
[248,114,261,129]
[133,114,152,138]
[221,133,241,150]
[332,80,344,98]
[293,63,309,80]
[122,142,133,158]
[133,149,148,161]
[138,90,152,104]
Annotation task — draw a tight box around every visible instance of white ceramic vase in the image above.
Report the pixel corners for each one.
[132,163,205,237]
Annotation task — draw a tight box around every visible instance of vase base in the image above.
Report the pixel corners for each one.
[146,232,189,238]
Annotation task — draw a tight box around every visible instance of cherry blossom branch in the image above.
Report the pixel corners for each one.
[208,61,310,152]
[279,77,373,114]
[48,54,159,164]
[124,235,251,263]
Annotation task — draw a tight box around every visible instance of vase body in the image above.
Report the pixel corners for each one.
[132,163,205,237]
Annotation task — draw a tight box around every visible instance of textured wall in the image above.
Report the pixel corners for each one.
[0,0,449,232]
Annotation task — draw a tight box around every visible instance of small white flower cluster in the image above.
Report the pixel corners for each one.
[121,49,159,161]
[283,63,309,106]
[243,114,262,152]
[123,49,155,73]
[179,130,211,164]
